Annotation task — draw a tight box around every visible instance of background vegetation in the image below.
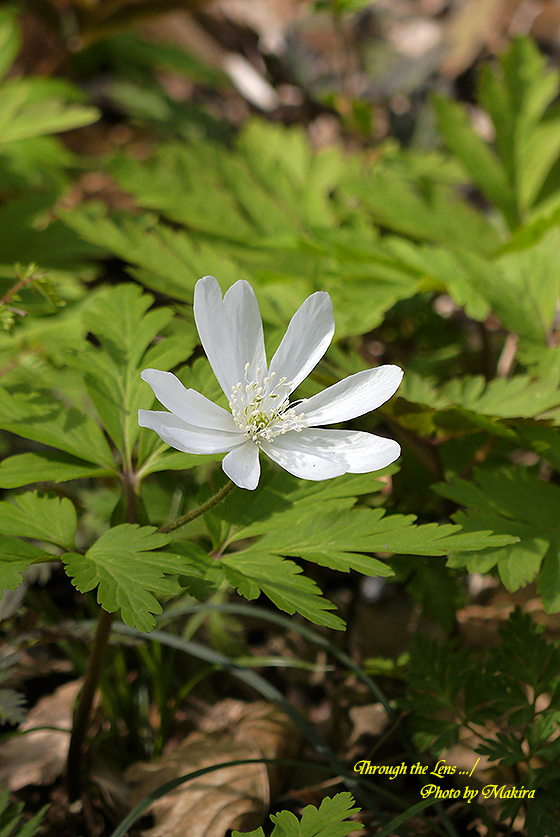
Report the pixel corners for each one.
[2,1,560,835]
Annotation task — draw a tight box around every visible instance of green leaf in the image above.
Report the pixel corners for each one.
[223,472,515,567]
[112,122,343,238]
[0,193,102,270]
[493,229,560,342]
[0,688,26,725]
[383,238,492,321]
[433,93,517,227]
[0,535,47,590]
[64,132,426,341]
[0,386,115,468]
[525,796,560,837]
[62,206,242,302]
[0,789,47,837]
[233,793,363,837]
[233,830,264,837]
[269,793,362,837]
[0,7,19,81]
[494,608,560,693]
[0,492,76,550]
[347,163,500,254]
[70,284,197,458]
[63,524,184,631]
[0,78,99,144]
[399,369,560,420]
[221,551,345,630]
[437,469,560,607]
[435,39,560,225]
[208,470,515,628]
[0,451,111,488]
[82,284,174,370]
[516,424,560,472]
[478,38,560,214]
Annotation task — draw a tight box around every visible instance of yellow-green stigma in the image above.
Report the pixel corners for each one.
[229,365,307,443]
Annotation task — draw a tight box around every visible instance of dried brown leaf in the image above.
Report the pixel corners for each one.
[0,680,80,791]
[348,703,390,746]
[127,699,301,837]
[442,0,510,77]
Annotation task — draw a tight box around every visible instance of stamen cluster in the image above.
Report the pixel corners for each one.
[229,364,307,443]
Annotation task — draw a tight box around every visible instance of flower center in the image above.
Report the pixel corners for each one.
[229,365,307,443]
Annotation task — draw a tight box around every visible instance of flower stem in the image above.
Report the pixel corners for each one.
[65,478,235,799]
[158,480,235,534]
[66,606,114,801]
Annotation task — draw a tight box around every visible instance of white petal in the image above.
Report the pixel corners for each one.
[141,369,235,432]
[194,275,267,398]
[260,433,347,481]
[290,428,400,472]
[268,292,334,394]
[262,427,400,480]
[138,410,243,454]
[295,365,403,426]
[222,441,261,490]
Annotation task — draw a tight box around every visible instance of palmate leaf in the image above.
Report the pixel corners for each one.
[0,386,115,468]
[492,228,560,343]
[74,285,173,456]
[232,793,362,837]
[237,507,515,570]
[61,284,198,461]
[435,38,560,225]
[493,608,560,694]
[390,226,560,342]
[478,38,560,215]
[62,206,243,302]
[399,369,560,421]
[82,284,174,371]
[63,204,420,343]
[433,93,518,227]
[0,77,99,145]
[0,193,103,270]
[110,145,258,242]
[62,524,185,631]
[0,535,49,590]
[221,552,344,630]
[211,470,515,627]
[0,451,111,489]
[346,163,500,255]
[383,237,493,322]
[86,125,422,335]
[436,469,560,609]
[63,127,425,340]
[0,492,76,551]
[111,121,342,239]
[0,135,75,192]
[272,793,362,837]
[223,469,515,556]
[217,469,389,542]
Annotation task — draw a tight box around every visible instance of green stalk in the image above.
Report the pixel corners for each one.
[66,607,114,800]
[158,480,234,533]
[65,478,235,799]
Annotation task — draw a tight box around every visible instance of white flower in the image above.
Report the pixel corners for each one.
[138,275,403,490]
